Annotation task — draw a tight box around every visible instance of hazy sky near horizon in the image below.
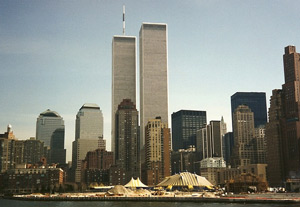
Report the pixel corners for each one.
[1,0,300,162]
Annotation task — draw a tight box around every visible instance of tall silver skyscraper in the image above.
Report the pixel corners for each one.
[36,109,65,147]
[139,23,168,148]
[36,109,66,164]
[72,103,105,183]
[111,35,136,153]
[75,103,104,140]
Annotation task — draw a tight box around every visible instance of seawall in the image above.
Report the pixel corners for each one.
[5,195,300,204]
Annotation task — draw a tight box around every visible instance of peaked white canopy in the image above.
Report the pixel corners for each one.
[124,177,148,188]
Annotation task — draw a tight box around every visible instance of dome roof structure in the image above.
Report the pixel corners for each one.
[39,109,61,117]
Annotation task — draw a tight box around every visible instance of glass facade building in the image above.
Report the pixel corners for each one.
[223,132,234,166]
[36,109,66,164]
[172,110,207,151]
[36,109,65,147]
[72,103,104,183]
[50,128,66,164]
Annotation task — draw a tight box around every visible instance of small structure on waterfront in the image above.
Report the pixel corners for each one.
[157,172,213,190]
[285,179,300,192]
[124,177,148,188]
[226,173,268,193]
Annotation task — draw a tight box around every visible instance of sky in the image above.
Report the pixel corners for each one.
[1,0,300,162]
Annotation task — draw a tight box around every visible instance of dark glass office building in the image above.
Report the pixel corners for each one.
[172,110,206,151]
[223,132,234,166]
[50,128,66,164]
[231,92,267,128]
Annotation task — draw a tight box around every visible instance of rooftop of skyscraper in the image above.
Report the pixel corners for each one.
[39,109,61,117]
[142,22,167,26]
[231,92,266,98]
[117,99,136,110]
[172,109,206,117]
[80,103,100,110]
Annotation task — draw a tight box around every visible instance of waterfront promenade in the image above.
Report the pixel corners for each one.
[6,193,300,204]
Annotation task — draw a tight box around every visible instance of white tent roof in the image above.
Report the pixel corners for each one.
[157,172,213,187]
[124,177,148,188]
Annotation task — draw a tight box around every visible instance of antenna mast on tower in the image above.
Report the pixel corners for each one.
[123,5,125,35]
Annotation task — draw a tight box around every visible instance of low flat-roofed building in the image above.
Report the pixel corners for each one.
[217,164,267,186]
[200,157,226,185]
[0,166,64,194]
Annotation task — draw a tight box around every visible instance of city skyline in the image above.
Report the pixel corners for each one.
[1,1,300,161]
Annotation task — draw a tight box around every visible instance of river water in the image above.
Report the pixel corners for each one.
[1,199,300,207]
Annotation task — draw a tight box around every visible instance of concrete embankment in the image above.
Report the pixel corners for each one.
[5,195,300,204]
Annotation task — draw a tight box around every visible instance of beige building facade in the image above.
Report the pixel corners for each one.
[143,117,171,186]
[232,105,256,167]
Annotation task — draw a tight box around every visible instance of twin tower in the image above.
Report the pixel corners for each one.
[112,23,168,153]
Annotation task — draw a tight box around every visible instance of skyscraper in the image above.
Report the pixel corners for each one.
[115,99,140,181]
[282,45,300,179]
[197,120,223,159]
[36,109,66,164]
[223,132,234,165]
[220,116,227,160]
[50,128,66,164]
[266,46,300,185]
[172,110,207,151]
[143,117,171,185]
[266,87,287,187]
[36,109,65,147]
[75,104,103,140]
[231,92,267,128]
[112,35,136,154]
[72,103,105,183]
[140,23,168,148]
[231,105,255,167]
